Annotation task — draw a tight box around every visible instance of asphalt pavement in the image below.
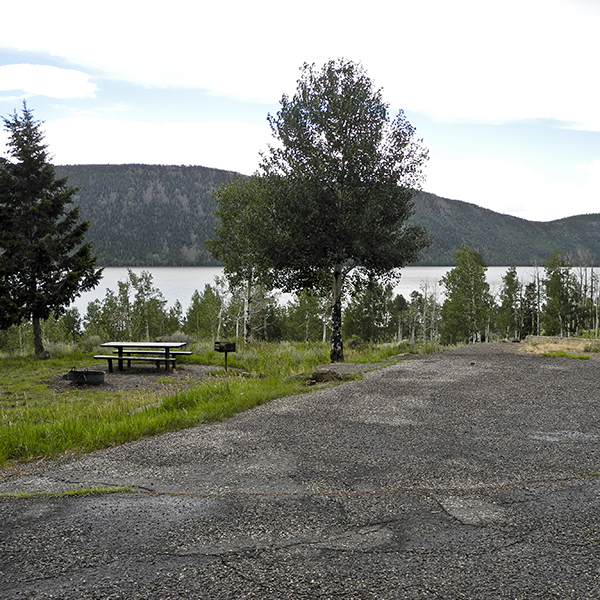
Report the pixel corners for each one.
[1,343,599,599]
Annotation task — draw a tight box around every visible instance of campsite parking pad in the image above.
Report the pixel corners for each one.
[1,343,599,598]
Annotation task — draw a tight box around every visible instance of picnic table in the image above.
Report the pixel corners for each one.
[94,341,190,372]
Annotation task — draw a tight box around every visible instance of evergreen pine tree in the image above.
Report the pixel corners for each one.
[0,103,102,354]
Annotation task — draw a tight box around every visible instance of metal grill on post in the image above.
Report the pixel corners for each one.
[214,341,236,371]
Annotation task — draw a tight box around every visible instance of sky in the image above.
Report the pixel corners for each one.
[0,0,598,222]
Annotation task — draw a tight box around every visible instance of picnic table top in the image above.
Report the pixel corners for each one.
[100,341,188,349]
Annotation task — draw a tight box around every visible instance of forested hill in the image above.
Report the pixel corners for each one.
[55,164,600,267]
[411,192,600,265]
[54,164,235,267]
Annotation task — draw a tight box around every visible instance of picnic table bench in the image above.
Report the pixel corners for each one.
[93,354,176,372]
[94,341,189,372]
[114,349,192,357]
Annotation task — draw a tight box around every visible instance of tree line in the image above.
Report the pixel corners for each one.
[438,245,600,344]
[2,245,599,355]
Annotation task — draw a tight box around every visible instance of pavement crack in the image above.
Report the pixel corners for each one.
[121,472,600,501]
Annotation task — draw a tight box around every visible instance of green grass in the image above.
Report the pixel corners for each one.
[541,350,590,360]
[0,486,133,499]
[343,341,438,363]
[185,340,332,378]
[0,341,429,466]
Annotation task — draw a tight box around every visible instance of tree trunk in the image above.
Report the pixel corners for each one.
[330,265,344,362]
[305,312,310,343]
[32,316,45,356]
[216,306,223,340]
[244,271,253,344]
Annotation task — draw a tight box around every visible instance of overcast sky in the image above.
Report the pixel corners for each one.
[1,0,598,222]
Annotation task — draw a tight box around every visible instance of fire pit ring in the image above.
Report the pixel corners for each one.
[66,368,105,385]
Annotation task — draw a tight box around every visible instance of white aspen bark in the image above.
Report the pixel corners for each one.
[216,306,223,340]
[244,269,253,344]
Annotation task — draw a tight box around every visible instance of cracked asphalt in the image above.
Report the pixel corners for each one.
[1,343,599,599]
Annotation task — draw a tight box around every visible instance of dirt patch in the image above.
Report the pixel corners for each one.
[49,363,225,393]
[518,336,600,357]
[50,357,410,393]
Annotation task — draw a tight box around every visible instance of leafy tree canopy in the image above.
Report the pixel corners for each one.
[260,59,430,287]
[542,250,581,336]
[257,59,431,361]
[440,245,495,345]
[207,174,275,289]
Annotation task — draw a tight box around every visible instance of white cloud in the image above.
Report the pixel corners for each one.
[0,64,97,99]
[1,0,598,128]
[0,93,29,103]
[42,117,269,174]
[576,160,600,201]
[426,154,599,222]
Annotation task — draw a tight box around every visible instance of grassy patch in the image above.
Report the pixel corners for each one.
[1,341,426,466]
[185,341,331,378]
[0,486,133,499]
[541,350,590,360]
[343,341,438,363]
[0,372,309,465]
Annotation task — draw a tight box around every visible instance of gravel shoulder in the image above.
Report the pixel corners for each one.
[1,342,599,599]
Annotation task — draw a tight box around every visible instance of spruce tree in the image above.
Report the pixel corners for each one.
[0,103,102,355]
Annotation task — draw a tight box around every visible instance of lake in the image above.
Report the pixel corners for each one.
[70,265,542,314]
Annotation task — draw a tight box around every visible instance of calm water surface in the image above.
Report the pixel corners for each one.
[70,266,540,314]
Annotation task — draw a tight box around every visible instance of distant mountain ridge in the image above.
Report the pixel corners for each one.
[411,191,600,265]
[55,164,600,267]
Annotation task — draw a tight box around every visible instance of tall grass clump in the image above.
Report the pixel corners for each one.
[186,340,331,378]
[160,376,295,421]
[583,342,600,353]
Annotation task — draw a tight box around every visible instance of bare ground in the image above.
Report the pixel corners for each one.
[49,363,224,393]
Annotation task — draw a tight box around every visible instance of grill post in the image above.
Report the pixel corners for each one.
[214,341,236,371]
